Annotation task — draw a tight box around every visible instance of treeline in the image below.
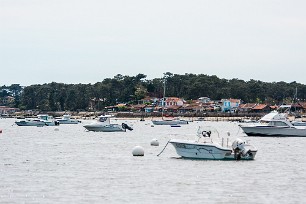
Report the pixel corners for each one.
[1,72,306,111]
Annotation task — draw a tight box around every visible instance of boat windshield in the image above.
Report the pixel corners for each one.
[38,115,48,120]
[197,126,232,147]
[269,121,290,127]
[99,117,108,122]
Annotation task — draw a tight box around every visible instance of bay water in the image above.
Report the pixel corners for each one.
[1,118,306,203]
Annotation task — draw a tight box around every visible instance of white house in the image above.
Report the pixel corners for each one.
[198,97,211,103]
[164,97,184,107]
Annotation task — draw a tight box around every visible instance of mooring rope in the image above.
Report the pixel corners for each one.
[157,140,170,157]
[236,124,243,137]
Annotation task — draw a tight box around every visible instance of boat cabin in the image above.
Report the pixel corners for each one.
[98,115,112,124]
[268,120,292,127]
[37,114,53,121]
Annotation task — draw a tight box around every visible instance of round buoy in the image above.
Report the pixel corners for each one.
[132,146,144,156]
[150,139,159,146]
[0,129,2,133]
[54,128,59,131]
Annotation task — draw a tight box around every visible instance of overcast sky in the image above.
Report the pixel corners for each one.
[1,0,306,86]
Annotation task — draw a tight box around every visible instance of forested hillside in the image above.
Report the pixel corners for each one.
[1,72,306,111]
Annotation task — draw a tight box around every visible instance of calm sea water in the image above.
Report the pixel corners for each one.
[1,118,306,204]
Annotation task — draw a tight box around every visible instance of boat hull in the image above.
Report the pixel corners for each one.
[83,124,125,132]
[241,126,306,137]
[44,121,59,126]
[15,121,45,127]
[56,119,80,124]
[169,139,256,160]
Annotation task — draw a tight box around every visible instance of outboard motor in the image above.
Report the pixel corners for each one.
[122,123,133,131]
[232,138,251,160]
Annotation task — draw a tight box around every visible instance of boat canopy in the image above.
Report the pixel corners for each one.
[98,115,113,124]
[259,111,287,122]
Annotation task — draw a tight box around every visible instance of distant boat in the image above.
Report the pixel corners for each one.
[83,115,133,132]
[15,114,59,126]
[15,118,46,127]
[56,114,80,124]
[152,76,189,126]
[152,118,188,125]
[240,111,306,137]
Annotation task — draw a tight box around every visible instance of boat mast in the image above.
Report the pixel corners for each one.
[162,76,166,119]
[294,87,298,112]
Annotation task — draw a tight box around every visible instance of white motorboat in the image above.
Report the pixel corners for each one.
[83,115,133,132]
[15,118,46,126]
[240,111,306,137]
[56,114,80,124]
[15,114,59,126]
[165,126,257,160]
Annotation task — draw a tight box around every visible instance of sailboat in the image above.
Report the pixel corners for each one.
[152,76,189,125]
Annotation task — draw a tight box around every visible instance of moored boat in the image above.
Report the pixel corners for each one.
[83,115,133,132]
[240,111,306,137]
[15,118,46,127]
[151,75,189,126]
[152,118,189,125]
[56,114,80,124]
[165,126,257,160]
[15,114,59,126]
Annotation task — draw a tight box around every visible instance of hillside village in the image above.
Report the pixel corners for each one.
[2,95,305,118]
[105,96,306,115]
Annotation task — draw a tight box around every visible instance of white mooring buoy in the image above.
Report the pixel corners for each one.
[150,139,159,146]
[132,146,144,156]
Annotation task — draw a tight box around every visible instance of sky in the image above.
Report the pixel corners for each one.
[1,0,306,86]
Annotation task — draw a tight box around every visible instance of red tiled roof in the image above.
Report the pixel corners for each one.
[165,105,181,110]
[269,105,278,109]
[165,97,181,102]
[252,104,268,110]
[229,99,241,103]
[239,103,257,109]
[132,104,146,108]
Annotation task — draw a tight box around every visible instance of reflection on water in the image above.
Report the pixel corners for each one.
[1,118,306,203]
